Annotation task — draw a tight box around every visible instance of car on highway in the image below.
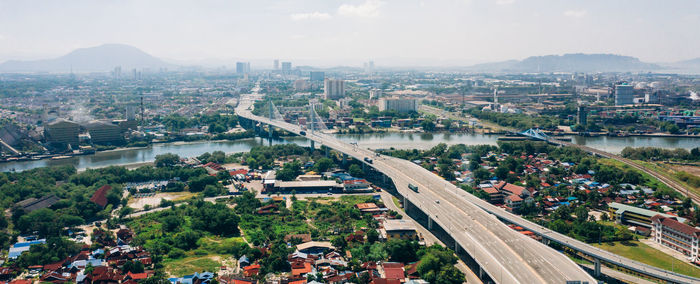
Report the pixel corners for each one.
[408,184,418,192]
[300,131,306,136]
[364,157,373,163]
[435,200,440,204]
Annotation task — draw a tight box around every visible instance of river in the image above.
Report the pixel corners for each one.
[1,133,699,172]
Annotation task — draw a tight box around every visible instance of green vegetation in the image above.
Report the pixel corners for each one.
[621,147,700,162]
[593,241,700,278]
[466,108,561,130]
[157,113,239,134]
[163,256,222,277]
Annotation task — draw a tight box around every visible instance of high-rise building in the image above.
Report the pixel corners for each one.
[615,84,634,106]
[44,118,80,148]
[324,79,345,100]
[378,98,418,113]
[577,106,587,125]
[236,62,250,74]
[310,71,325,81]
[369,89,381,100]
[364,61,374,74]
[281,62,292,72]
[273,59,280,70]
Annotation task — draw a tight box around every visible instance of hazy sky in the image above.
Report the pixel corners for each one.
[1,0,699,66]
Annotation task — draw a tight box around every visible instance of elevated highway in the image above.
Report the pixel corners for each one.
[236,95,596,283]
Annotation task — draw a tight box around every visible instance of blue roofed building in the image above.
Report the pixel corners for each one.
[8,239,46,259]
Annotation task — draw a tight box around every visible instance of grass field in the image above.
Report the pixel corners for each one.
[592,240,700,278]
[164,256,221,277]
[633,160,700,197]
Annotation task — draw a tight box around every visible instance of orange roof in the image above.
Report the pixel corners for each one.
[356,203,379,210]
[292,262,312,276]
[127,272,149,280]
[243,264,260,271]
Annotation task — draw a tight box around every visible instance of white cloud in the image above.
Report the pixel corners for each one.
[496,0,515,5]
[0,34,5,40]
[290,12,332,21]
[563,9,587,18]
[338,0,384,18]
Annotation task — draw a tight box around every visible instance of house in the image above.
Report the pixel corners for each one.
[380,262,405,282]
[505,195,524,212]
[355,203,382,214]
[291,261,313,278]
[478,184,503,204]
[90,185,113,207]
[379,220,417,241]
[243,264,261,277]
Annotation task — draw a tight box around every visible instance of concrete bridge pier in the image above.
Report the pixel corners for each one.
[324,146,329,157]
[479,266,484,279]
[428,217,433,230]
[310,140,315,151]
[402,196,408,210]
[342,153,348,165]
[594,258,601,277]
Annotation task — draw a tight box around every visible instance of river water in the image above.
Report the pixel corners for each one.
[1,133,698,172]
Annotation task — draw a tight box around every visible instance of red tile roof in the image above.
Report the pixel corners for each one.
[90,185,113,207]
[652,215,700,237]
[382,262,404,280]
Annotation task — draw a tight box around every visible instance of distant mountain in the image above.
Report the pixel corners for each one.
[468,53,661,73]
[664,58,700,74]
[0,44,175,73]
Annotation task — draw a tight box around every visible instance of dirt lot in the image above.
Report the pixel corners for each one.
[128,192,196,211]
[668,164,700,177]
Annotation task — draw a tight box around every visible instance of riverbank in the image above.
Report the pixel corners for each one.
[4,132,700,173]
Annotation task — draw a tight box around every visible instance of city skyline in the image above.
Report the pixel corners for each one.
[0,0,699,66]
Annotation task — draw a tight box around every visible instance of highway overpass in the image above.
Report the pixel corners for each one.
[236,94,597,284]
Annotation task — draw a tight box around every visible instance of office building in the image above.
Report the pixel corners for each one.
[378,98,418,113]
[281,62,292,72]
[236,62,250,74]
[323,79,345,99]
[84,120,123,145]
[273,59,279,70]
[309,71,325,81]
[577,106,587,125]
[45,118,80,148]
[615,84,634,106]
[651,215,700,261]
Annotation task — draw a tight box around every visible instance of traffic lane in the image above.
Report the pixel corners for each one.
[388,158,593,282]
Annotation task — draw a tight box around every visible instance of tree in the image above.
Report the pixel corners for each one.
[421,120,436,132]
[366,229,379,243]
[314,157,335,173]
[349,164,364,177]
[155,153,180,168]
[276,161,303,181]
